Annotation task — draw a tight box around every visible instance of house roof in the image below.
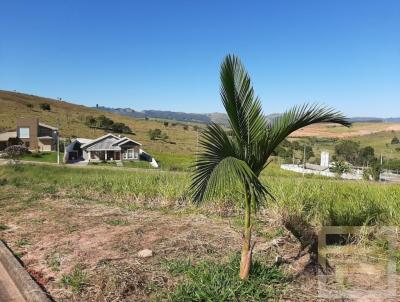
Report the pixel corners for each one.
[81,133,142,151]
[113,137,142,146]
[80,133,119,149]
[39,122,58,131]
[75,138,93,145]
[0,131,17,142]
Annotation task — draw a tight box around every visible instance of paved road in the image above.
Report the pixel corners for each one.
[0,261,25,302]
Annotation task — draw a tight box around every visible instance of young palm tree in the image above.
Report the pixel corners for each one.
[190,55,351,280]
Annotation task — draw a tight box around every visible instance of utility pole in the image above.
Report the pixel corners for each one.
[57,116,60,164]
[196,128,199,163]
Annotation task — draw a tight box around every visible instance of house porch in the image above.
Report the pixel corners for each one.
[89,150,121,161]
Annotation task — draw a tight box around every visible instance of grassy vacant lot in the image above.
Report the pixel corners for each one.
[0,163,399,301]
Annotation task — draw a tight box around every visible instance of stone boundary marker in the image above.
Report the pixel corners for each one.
[0,240,51,302]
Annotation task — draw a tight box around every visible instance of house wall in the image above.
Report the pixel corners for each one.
[121,145,140,160]
[38,125,53,137]
[16,118,39,150]
[82,150,89,160]
[38,139,52,152]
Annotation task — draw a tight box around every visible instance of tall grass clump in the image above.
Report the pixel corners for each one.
[165,254,287,302]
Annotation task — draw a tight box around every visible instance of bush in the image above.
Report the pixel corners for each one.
[39,103,51,111]
[364,163,383,181]
[4,145,29,162]
[391,137,399,145]
[330,160,351,176]
[148,129,168,141]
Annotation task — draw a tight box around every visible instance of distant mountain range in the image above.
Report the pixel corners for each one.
[95,106,400,125]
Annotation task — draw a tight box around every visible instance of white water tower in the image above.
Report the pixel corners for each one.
[320,151,330,168]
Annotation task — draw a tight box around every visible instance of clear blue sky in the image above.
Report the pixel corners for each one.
[1,0,399,117]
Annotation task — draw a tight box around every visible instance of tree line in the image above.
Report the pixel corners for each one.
[85,115,133,134]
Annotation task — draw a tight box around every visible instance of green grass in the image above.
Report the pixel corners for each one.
[21,152,64,163]
[150,151,194,171]
[0,223,9,231]
[61,265,88,292]
[162,254,287,301]
[15,238,31,247]
[122,160,155,169]
[1,162,399,228]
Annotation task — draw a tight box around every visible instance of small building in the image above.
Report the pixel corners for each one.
[64,133,158,167]
[0,118,58,151]
[320,150,330,168]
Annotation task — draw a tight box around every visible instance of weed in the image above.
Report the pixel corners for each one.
[0,223,9,231]
[61,265,88,292]
[47,252,61,271]
[16,238,31,247]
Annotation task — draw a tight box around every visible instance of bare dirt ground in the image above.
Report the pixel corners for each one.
[0,188,244,301]
[1,186,399,301]
[291,123,400,138]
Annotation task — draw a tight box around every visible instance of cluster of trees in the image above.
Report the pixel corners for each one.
[148,128,169,141]
[85,115,133,134]
[334,140,376,166]
[274,139,314,162]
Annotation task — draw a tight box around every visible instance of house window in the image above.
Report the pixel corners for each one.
[123,149,137,159]
[19,127,30,138]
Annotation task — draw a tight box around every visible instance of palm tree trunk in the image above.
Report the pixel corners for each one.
[239,188,252,279]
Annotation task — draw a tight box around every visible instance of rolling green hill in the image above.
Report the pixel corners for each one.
[1,90,399,164]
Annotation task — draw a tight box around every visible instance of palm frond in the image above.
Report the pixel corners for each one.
[261,104,351,168]
[220,55,267,151]
[201,156,269,204]
[190,123,239,202]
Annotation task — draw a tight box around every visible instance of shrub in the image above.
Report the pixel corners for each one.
[391,137,399,145]
[183,125,189,130]
[148,129,168,141]
[164,121,169,127]
[4,145,29,162]
[364,163,383,181]
[39,103,51,111]
[330,160,351,176]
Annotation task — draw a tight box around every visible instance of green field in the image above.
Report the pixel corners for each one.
[21,151,64,163]
[1,162,399,227]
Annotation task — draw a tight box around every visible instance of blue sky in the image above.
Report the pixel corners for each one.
[1,0,399,117]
